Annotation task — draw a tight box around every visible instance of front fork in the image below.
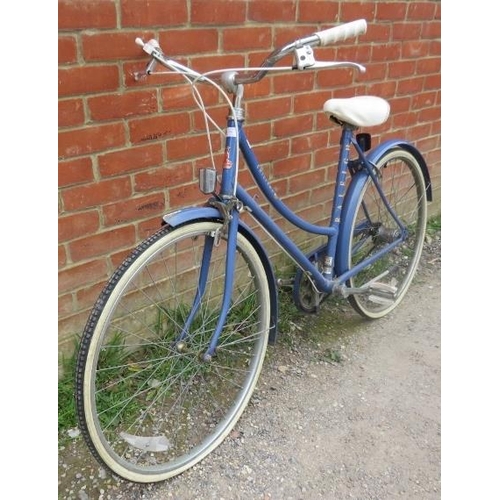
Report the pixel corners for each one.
[174,206,240,362]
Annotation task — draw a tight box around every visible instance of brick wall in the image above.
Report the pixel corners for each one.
[58,0,441,359]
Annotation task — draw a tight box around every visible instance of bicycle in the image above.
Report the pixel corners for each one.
[74,18,432,483]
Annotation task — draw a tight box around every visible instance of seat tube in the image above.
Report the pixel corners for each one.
[325,127,353,259]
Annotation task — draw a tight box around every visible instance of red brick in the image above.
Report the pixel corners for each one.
[59,98,84,128]
[412,91,438,110]
[375,2,407,21]
[161,85,219,111]
[58,157,94,187]
[134,162,194,192]
[69,226,136,262]
[121,0,188,27]
[408,2,438,20]
[59,244,67,268]
[190,54,245,75]
[388,96,411,114]
[244,77,272,100]
[82,32,151,61]
[88,90,158,121]
[58,259,109,293]
[252,139,290,164]
[289,169,326,193]
[103,193,165,226]
[393,22,422,40]
[58,65,119,97]
[137,217,165,240]
[191,0,246,25]
[371,43,402,63]
[273,154,311,178]
[274,26,320,48]
[418,107,441,122]
[396,77,425,96]
[58,211,100,242]
[366,80,397,98]
[244,122,272,145]
[129,113,191,144]
[168,182,204,208]
[99,143,164,177]
[316,67,357,89]
[424,74,440,90]
[298,1,339,23]
[360,62,388,82]
[364,23,391,43]
[422,21,441,39]
[159,29,219,56]
[392,111,418,129]
[294,90,331,113]
[402,40,433,59]
[59,36,77,64]
[58,293,74,316]
[248,1,297,22]
[340,2,376,22]
[331,44,371,64]
[61,177,132,211]
[416,57,440,75]
[58,0,117,30]
[166,134,218,161]
[223,27,272,51]
[58,123,126,159]
[291,131,329,154]
[388,60,417,79]
[273,72,315,94]
[76,282,109,313]
[273,115,314,139]
[247,96,292,121]
[314,146,337,168]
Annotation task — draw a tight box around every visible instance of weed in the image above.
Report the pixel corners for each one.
[427,213,441,235]
[58,340,78,432]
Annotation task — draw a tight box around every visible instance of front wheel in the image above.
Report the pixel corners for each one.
[75,220,272,483]
[343,148,428,319]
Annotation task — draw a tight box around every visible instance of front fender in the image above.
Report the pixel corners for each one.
[366,140,432,202]
[162,206,222,226]
[162,206,279,345]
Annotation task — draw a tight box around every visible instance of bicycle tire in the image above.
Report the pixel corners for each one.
[342,147,427,319]
[75,220,272,483]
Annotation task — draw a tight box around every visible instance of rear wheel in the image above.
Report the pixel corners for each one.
[75,220,271,483]
[345,148,427,319]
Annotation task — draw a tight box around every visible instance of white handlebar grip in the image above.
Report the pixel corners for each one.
[135,37,145,47]
[314,19,367,46]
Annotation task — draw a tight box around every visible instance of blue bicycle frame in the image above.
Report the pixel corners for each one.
[165,110,431,359]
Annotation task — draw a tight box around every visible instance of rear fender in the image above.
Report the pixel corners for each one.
[162,206,278,344]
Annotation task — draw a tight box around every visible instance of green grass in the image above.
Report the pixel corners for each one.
[58,341,78,432]
[427,213,441,235]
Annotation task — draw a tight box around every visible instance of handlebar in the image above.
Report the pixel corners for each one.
[134,19,368,87]
[314,19,367,46]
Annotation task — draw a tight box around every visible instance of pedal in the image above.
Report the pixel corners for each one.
[367,282,396,305]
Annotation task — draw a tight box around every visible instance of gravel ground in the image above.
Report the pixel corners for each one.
[58,232,441,500]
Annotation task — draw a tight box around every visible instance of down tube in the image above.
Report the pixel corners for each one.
[235,187,333,294]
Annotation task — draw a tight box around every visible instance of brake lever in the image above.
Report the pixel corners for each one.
[301,61,366,72]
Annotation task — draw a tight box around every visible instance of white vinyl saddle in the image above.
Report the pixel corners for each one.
[323,96,390,128]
